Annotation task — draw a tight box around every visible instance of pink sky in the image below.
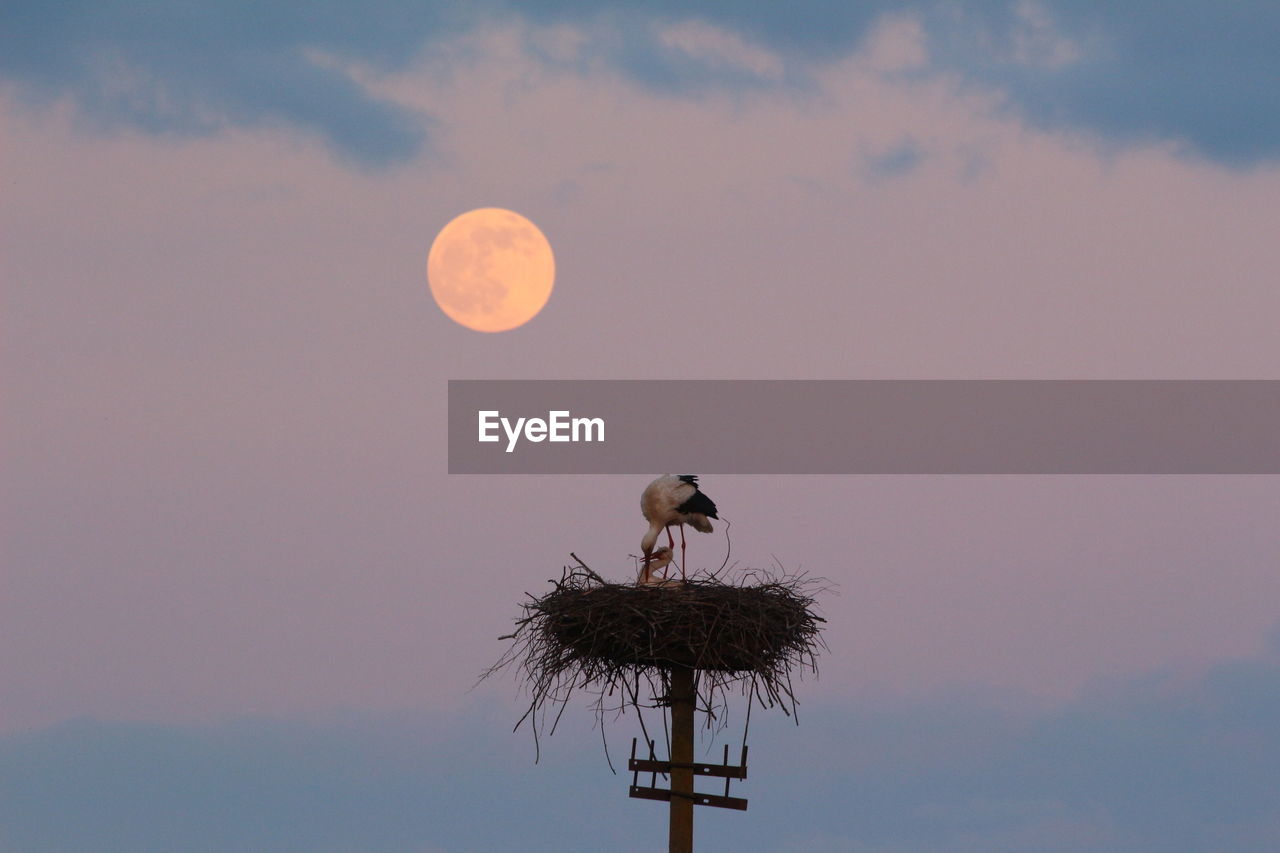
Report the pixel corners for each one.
[5,18,1280,737]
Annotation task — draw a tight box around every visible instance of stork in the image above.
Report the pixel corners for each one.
[640,474,718,581]
[637,546,674,586]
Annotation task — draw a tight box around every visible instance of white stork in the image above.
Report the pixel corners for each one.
[637,546,674,586]
[640,474,719,580]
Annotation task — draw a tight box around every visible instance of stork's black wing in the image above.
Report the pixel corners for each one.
[675,477,718,518]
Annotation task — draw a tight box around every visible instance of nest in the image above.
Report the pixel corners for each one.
[483,555,828,754]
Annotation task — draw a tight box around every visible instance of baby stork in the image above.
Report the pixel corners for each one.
[637,546,675,586]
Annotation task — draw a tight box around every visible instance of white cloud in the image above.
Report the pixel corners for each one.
[657,20,786,80]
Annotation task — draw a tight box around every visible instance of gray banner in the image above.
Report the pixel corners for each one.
[448,380,1280,474]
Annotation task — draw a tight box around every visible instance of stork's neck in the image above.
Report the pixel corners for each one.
[640,522,663,555]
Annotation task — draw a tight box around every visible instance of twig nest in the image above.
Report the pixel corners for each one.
[483,560,828,742]
[545,580,818,672]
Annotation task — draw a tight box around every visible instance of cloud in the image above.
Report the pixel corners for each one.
[568,1,1280,168]
[569,1,1280,168]
[513,2,901,94]
[0,707,667,853]
[0,0,452,167]
[863,136,926,179]
[754,641,1280,852]
[3,3,1278,168]
[922,2,1280,168]
[4,634,1280,852]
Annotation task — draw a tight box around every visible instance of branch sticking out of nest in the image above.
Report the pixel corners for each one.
[481,554,829,758]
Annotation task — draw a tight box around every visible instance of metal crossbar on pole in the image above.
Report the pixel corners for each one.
[626,668,752,848]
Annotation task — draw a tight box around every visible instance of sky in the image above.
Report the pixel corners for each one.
[3,2,1280,850]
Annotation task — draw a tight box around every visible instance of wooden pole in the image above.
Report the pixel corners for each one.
[668,664,695,853]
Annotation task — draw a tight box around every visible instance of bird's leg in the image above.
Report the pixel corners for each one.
[680,525,687,581]
[668,525,688,580]
[660,525,680,578]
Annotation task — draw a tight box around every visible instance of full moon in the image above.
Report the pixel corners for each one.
[427,208,555,332]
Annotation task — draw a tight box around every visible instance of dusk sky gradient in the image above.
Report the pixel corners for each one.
[4,2,1280,850]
